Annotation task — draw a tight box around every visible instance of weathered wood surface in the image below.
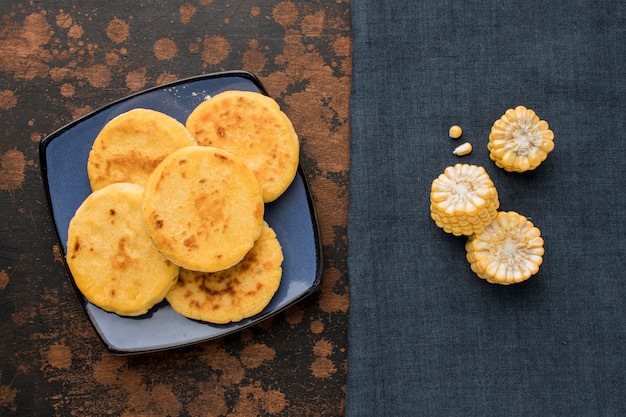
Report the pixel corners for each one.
[0,1,350,415]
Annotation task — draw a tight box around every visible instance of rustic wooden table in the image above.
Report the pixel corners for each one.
[0,1,350,415]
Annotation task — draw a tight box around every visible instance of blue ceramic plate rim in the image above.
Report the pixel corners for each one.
[39,70,323,355]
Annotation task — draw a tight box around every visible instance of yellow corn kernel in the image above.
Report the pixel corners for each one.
[430,164,500,236]
[465,211,544,285]
[449,125,463,139]
[488,106,554,172]
[453,142,472,156]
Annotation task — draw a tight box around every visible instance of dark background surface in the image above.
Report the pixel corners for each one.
[1,1,350,416]
[347,0,625,416]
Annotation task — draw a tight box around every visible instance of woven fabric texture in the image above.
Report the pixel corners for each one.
[347,1,626,415]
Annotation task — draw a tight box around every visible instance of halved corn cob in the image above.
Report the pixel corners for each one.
[488,106,554,172]
[430,164,500,236]
[465,211,544,285]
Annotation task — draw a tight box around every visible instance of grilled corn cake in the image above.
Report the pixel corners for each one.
[166,221,283,324]
[66,182,179,316]
[142,146,264,273]
[185,90,299,202]
[87,108,196,190]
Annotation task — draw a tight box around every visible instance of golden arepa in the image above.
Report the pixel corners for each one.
[87,108,196,190]
[185,90,299,202]
[66,182,179,316]
[142,146,264,272]
[166,221,283,324]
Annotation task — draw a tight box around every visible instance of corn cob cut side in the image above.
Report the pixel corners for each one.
[430,164,500,236]
[488,105,554,172]
[465,211,544,285]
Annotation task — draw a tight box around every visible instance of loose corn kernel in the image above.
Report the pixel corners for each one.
[465,211,544,285]
[449,125,463,139]
[488,106,554,172]
[430,164,500,236]
[453,142,472,156]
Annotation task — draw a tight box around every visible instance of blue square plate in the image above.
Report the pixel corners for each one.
[39,71,323,355]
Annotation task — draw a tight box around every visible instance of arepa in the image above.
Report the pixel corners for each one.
[185,90,299,202]
[166,221,283,324]
[87,108,196,190]
[66,182,179,316]
[142,146,264,272]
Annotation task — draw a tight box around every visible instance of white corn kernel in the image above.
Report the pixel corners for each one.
[453,142,472,156]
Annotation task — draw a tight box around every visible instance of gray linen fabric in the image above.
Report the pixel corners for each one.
[346,0,626,416]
